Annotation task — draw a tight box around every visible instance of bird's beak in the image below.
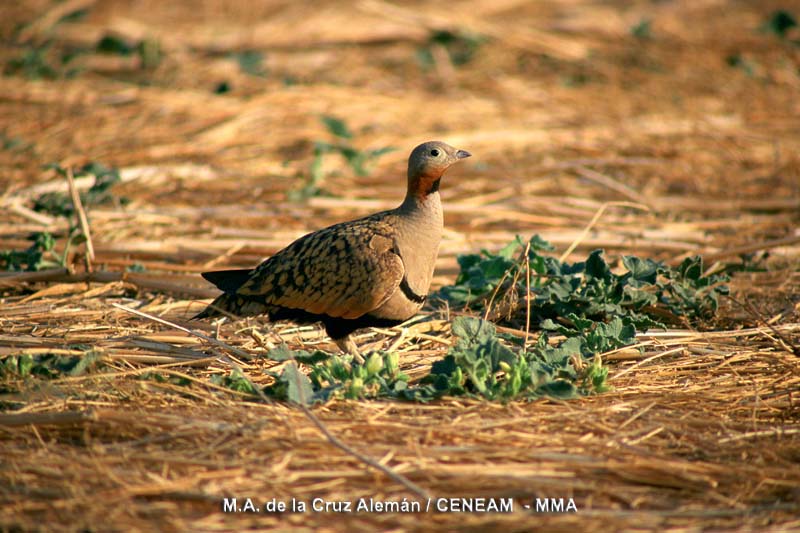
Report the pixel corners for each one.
[455,149,471,159]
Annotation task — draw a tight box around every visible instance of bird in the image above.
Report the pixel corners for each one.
[194,140,471,362]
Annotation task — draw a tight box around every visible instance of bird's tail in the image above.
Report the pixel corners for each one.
[193,292,270,320]
[201,269,253,292]
[193,268,269,320]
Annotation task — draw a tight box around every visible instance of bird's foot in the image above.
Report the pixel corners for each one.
[334,336,365,365]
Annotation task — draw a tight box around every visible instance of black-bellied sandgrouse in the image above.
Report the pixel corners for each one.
[194,141,471,362]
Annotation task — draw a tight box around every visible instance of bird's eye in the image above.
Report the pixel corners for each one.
[430,149,440,157]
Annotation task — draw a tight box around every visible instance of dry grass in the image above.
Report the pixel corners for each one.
[1,0,800,531]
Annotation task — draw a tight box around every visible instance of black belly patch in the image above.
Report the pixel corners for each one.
[269,307,405,340]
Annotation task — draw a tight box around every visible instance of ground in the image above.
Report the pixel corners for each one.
[1,0,799,531]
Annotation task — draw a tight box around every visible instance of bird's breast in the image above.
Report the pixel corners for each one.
[370,198,442,321]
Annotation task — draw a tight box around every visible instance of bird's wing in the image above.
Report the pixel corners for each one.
[236,218,404,319]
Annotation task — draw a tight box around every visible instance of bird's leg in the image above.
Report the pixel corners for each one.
[334,335,365,364]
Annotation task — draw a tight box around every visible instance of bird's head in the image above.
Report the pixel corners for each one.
[407,141,471,198]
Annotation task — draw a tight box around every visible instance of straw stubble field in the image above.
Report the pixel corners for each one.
[1,0,799,531]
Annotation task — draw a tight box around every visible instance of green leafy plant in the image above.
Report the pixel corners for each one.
[762,10,797,40]
[4,43,58,79]
[210,368,256,394]
[5,37,89,80]
[0,232,65,271]
[5,8,89,80]
[260,316,609,405]
[438,235,729,331]
[34,162,127,217]
[96,34,162,69]
[582,354,611,394]
[3,162,126,272]
[290,116,395,200]
[0,131,32,152]
[631,19,653,40]
[0,354,34,379]
[726,53,758,77]
[438,235,549,310]
[96,34,136,55]
[231,50,266,77]
[431,235,728,399]
[417,317,588,401]
[416,30,485,69]
[138,372,192,387]
[0,352,103,380]
[125,262,147,273]
[265,346,408,403]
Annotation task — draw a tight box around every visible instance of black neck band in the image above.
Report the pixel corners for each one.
[399,277,427,304]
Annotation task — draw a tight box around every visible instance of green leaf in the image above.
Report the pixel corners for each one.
[583,355,611,394]
[282,363,314,405]
[528,234,555,253]
[622,255,659,285]
[762,10,797,39]
[6,44,58,80]
[294,350,330,365]
[369,146,396,158]
[365,352,384,376]
[497,235,524,259]
[34,232,55,252]
[68,351,101,376]
[424,30,485,66]
[268,345,295,362]
[631,19,652,40]
[17,354,33,377]
[677,256,703,282]
[96,35,135,55]
[585,250,612,280]
[1,353,105,380]
[320,115,352,139]
[233,50,266,77]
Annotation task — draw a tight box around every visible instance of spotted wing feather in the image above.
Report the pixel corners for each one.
[236,216,404,319]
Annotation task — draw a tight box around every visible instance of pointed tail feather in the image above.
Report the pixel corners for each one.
[194,268,267,320]
[192,292,270,320]
[201,268,253,292]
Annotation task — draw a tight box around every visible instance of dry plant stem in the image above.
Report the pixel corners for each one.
[730,296,800,357]
[7,202,55,226]
[111,303,432,501]
[574,166,651,207]
[559,201,651,262]
[290,368,432,501]
[609,347,686,381]
[111,303,252,362]
[701,234,800,263]
[16,0,97,43]
[0,267,215,298]
[66,167,96,272]
[52,363,259,401]
[478,240,531,324]
[524,240,532,348]
[0,410,98,427]
[482,266,514,321]
[718,427,800,444]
